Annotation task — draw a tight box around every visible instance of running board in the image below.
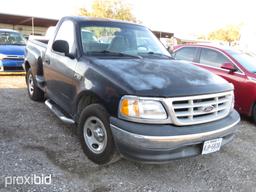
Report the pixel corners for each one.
[45,99,75,124]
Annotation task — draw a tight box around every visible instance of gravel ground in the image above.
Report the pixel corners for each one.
[0,75,256,192]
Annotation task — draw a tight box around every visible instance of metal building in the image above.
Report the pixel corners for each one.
[0,13,58,36]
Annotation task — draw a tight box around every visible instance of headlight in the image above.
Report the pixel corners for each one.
[0,54,7,60]
[118,96,167,122]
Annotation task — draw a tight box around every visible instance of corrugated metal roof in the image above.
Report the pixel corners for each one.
[0,13,58,27]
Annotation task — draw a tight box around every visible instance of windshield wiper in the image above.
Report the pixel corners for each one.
[10,43,25,45]
[88,50,142,59]
[140,52,173,59]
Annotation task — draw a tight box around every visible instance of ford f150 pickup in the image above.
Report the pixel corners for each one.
[24,16,240,164]
[0,29,26,72]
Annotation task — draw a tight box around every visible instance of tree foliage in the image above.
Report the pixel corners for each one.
[79,0,137,22]
[207,25,240,44]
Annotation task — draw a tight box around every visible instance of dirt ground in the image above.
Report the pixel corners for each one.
[0,75,255,192]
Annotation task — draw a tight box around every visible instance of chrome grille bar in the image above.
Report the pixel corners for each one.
[165,91,233,126]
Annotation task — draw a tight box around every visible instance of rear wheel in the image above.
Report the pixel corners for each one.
[78,103,119,164]
[26,68,44,101]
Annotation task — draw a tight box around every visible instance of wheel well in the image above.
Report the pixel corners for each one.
[36,57,44,75]
[24,61,31,72]
[76,93,103,119]
[250,102,256,117]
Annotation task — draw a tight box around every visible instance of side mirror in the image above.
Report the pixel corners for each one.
[52,40,69,55]
[220,62,237,73]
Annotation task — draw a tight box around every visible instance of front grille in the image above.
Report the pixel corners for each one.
[4,55,24,60]
[166,91,233,126]
[3,66,24,71]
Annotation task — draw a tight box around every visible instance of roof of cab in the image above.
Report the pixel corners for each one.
[61,16,143,27]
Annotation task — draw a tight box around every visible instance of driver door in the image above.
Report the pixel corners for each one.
[43,20,78,114]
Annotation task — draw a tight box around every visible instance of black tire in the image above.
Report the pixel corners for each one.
[26,68,44,101]
[78,103,119,165]
[252,104,256,123]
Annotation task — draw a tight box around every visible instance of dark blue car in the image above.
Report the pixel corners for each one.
[0,29,26,72]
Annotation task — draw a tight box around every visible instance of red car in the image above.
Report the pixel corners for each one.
[173,44,256,121]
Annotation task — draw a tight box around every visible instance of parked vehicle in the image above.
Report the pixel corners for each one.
[0,29,26,72]
[24,16,240,164]
[173,44,256,121]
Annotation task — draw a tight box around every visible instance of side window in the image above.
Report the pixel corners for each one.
[174,47,196,62]
[200,48,230,68]
[54,20,75,53]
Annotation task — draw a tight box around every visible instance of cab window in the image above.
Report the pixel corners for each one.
[54,20,75,53]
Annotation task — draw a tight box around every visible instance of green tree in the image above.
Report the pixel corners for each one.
[208,25,240,44]
[79,0,137,22]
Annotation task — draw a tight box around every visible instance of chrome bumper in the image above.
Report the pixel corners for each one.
[111,118,239,150]
[110,110,240,162]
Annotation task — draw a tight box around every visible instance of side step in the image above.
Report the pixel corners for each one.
[45,99,75,124]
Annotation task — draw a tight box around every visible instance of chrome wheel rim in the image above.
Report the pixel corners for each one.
[83,116,107,154]
[28,74,34,96]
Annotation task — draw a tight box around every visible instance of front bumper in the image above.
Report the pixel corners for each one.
[110,110,240,163]
[0,59,24,72]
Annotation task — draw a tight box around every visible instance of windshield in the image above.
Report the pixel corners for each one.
[0,31,26,45]
[80,22,170,58]
[228,50,256,73]
[81,30,98,43]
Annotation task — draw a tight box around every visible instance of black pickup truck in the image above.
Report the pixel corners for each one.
[24,16,240,164]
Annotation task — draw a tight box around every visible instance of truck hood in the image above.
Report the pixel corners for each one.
[90,58,233,97]
[0,45,25,56]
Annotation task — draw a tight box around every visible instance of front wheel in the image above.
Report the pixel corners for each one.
[78,104,119,164]
[26,68,44,101]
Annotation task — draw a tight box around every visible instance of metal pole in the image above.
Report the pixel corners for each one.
[32,17,34,35]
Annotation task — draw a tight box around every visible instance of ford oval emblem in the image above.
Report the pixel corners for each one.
[202,105,214,113]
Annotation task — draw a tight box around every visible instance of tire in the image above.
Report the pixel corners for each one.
[78,103,119,165]
[26,68,44,101]
[252,104,256,123]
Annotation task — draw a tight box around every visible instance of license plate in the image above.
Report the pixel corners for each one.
[202,138,222,154]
